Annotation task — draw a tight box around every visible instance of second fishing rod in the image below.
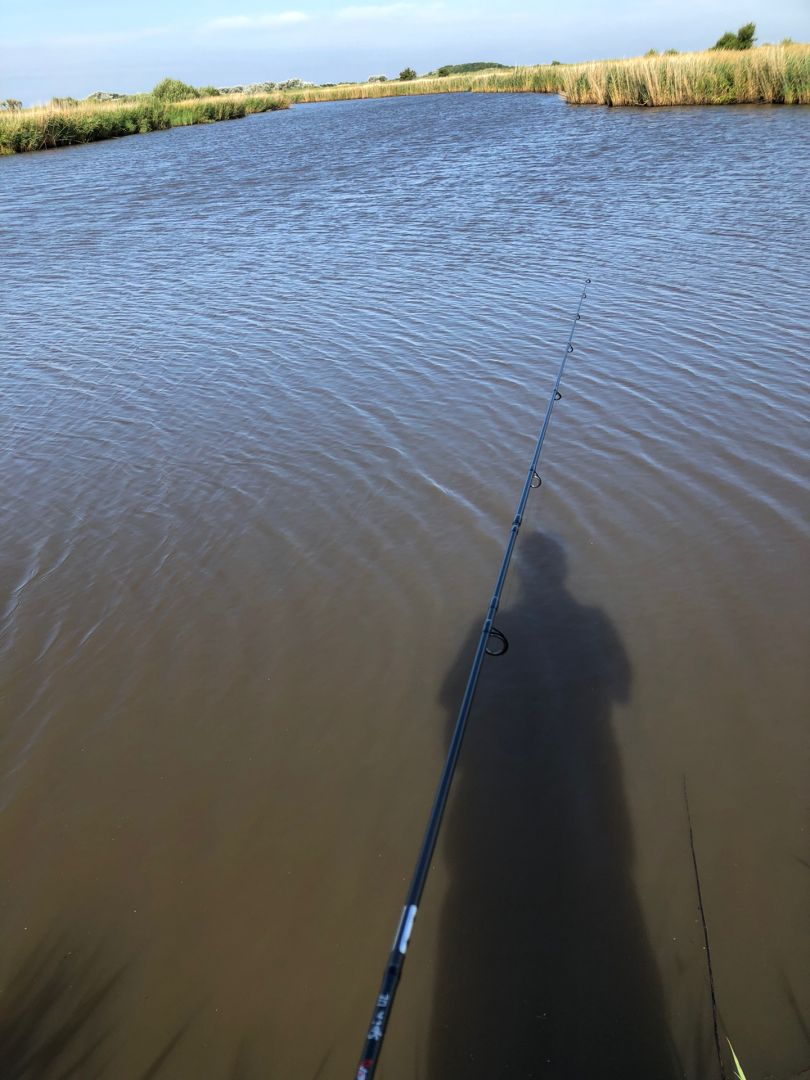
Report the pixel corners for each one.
[355,278,592,1080]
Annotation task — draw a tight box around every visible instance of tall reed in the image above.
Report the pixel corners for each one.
[280,66,567,103]
[282,46,808,106]
[555,44,810,105]
[0,93,288,155]
[283,72,489,102]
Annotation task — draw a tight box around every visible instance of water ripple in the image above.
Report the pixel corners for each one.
[1,92,808,1078]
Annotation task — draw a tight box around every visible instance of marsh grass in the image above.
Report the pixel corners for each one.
[0,93,288,154]
[282,71,499,102]
[555,44,810,105]
[280,66,567,103]
[2,45,807,154]
[284,45,808,106]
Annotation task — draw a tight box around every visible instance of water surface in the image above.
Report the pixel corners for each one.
[1,94,808,1078]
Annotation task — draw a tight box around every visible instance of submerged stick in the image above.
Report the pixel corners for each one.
[684,779,727,1080]
[354,280,591,1079]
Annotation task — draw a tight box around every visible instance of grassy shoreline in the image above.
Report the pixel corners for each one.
[285,45,809,106]
[1,45,807,156]
[555,44,810,105]
[0,93,288,155]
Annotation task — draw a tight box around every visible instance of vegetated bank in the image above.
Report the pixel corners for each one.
[555,42,810,104]
[285,45,809,106]
[0,91,287,155]
[1,44,807,156]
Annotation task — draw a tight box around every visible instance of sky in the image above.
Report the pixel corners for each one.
[1,0,808,104]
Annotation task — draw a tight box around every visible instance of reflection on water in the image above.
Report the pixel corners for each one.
[0,931,196,1080]
[430,534,678,1078]
[1,93,809,1078]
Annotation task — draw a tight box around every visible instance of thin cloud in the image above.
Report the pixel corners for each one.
[337,3,439,20]
[205,11,311,31]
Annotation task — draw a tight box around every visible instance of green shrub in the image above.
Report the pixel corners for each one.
[714,32,738,50]
[398,67,417,81]
[736,22,756,48]
[197,85,221,97]
[152,77,200,101]
[713,22,756,50]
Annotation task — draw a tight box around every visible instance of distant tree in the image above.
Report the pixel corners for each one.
[663,48,679,55]
[197,85,221,97]
[712,22,756,50]
[85,91,127,101]
[398,67,417,81]
[644,48,659,57]
[781,37,795,46]
[0,98,23,111]
[431,61,509,76]
[151,77,200,101]
[550,60,563,66]
[736,22,756,48]
[368,74,388,82]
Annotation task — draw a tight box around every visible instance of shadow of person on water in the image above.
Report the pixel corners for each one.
[428,533,678,1080]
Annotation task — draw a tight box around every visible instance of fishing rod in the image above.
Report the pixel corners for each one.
[355,279,591,1080]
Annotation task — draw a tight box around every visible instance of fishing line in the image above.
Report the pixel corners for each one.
[355,279,591,1080]
[684,779,727,1080]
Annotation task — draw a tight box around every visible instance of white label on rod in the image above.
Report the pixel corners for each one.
[397,905,418,954]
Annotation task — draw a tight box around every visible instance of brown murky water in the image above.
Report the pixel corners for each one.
[1,94,808,1079]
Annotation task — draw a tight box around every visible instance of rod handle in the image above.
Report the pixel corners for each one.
[355,905,417,1078]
